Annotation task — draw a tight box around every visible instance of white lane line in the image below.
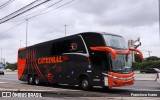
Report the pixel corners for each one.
[0,82,7,83]
[0,78,18,81]
[0,88,19,91]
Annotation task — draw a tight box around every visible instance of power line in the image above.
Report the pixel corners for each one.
[0,0,76,38]
[10,0,76,22]
[0,21,25,36]
[10,0,64,22]
[0,0,52,24]
[0,0,15,9]
[28,0,76,20]
[9,0,153,23]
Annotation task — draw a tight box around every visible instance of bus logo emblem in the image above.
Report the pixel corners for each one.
[70,43,77,51]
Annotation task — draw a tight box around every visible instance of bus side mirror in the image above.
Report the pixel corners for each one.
[129,48,143,60]
[90,47,117,59]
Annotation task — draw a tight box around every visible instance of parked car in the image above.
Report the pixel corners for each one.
[140,68,160,73]
[0,64,4,75]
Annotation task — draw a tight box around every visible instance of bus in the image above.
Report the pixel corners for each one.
[18,32,143,90]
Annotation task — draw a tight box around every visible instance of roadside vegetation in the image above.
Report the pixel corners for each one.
[133,55,160,71]
[5,62,17,71]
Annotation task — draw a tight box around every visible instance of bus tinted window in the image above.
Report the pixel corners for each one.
[81,33,106,49]
[18,50,26,59]
[70,36,86,53]
[54,40,71,54]
[52,36,86,55]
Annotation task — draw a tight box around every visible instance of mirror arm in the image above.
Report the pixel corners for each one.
[90,47,116,59]
[129,48,143,59]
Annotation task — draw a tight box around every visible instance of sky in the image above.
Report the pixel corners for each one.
[0,0,159,63]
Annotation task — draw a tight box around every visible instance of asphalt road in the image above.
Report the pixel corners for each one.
[0,72,160,100]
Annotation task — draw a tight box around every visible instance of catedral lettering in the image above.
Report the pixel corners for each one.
[18,32,143,91]
[38,56,63,64]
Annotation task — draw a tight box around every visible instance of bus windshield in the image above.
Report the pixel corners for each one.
[111,54,132,73]
[103,34,128,50]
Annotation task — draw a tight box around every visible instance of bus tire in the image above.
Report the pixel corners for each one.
[80,78,92,91]
[28,75,34,85]
[103,86,110,90]
[34,75,40,85]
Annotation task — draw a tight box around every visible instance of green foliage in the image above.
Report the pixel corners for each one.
[132,56,160,71]
[6,62,17,71]
[146,56,159,61]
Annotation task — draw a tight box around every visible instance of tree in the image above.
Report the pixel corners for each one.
[5,62,17,71]
[146,56,159,61]
[132,56,160,71]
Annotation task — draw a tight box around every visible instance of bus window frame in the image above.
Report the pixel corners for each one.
[18,50,26,59]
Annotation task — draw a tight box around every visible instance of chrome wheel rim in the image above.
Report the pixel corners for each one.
[29,77,33,84]
[82,80,88,88]
[35,77,39,85]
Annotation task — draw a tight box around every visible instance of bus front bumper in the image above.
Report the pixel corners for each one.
[103,72,134,88]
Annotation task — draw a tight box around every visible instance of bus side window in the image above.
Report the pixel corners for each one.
[91,52,110,71]
[52,40,71,55]
[70,37,87,53]
[51,43,57,55]
[51,36,87,55]
[18,50,26,59]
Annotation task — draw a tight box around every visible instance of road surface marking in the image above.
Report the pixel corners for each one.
[0,82,7,83]
[0,78,18,81]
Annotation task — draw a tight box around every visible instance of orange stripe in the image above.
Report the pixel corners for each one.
[33,49,46,81]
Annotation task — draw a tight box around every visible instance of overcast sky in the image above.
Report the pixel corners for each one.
[0,0,159,63]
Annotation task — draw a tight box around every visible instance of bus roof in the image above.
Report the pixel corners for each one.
[23,32,123,49]
[79,32,123,37]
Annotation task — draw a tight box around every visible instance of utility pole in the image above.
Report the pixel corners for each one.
[128,38,141,62]
[0,48,2,64]
[20,40,22,48]
[64,25,67,36]
[26,19,28,47]
[159,0,160,44]
[146,51,152,57]
[3,58,5,68]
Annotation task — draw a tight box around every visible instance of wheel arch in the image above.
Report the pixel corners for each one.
[78,73,92,85]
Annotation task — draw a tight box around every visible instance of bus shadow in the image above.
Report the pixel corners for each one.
[22,82,131,94]
[47,84,131,97]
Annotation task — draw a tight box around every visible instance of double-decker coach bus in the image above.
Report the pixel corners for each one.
[18,32,143,90]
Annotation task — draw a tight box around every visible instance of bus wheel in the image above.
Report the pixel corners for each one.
[34,76,40,85]
[103,86,110,90]
[28,75,34,85]
[80,78,92,91]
